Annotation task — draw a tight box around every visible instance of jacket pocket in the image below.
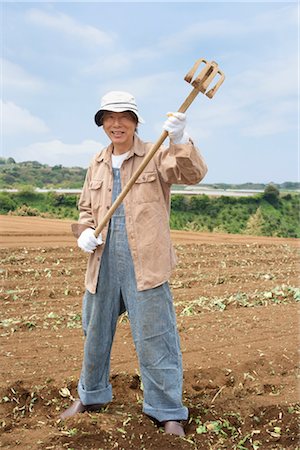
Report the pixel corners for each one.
[89,179,103,209]
[89,180,103,190]
[134,171,159,203]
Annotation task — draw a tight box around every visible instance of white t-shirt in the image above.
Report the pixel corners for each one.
[111,151,130,169]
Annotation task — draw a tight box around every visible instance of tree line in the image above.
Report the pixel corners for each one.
[0,184,299,238]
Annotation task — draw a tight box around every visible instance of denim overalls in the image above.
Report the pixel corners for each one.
[78,168,188,422]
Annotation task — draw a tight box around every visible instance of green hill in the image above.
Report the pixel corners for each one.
[0,158,86,189]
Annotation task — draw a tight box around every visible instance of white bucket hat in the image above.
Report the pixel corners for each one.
[94,90,145,126]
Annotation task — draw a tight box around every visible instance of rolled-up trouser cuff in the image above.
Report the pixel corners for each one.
[143,402,189,423]
[78,380,113,406]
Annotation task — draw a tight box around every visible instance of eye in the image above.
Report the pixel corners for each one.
[103,113,114,122]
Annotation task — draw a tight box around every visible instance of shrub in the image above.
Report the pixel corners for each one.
[171,194,188,211]
[262,184,280,207]
[188,195,210,212]
[0,193,17,213]
[10,205,41,216]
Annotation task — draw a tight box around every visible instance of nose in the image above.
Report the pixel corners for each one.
[112,117,121,126]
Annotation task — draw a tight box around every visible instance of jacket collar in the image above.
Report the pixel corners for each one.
[95,134,145,163]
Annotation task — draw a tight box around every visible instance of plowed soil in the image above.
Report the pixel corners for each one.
[0,215,299,450]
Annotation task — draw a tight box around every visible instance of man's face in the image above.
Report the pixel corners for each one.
[102,111,137,153]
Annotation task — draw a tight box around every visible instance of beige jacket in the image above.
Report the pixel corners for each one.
[75,135,207,293]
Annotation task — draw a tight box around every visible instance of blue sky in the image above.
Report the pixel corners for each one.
[1,1,298,183]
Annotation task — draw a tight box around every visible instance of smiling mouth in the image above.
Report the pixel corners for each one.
[111,131,125,137]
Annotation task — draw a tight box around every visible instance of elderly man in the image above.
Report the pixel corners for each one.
[60,91,207,436]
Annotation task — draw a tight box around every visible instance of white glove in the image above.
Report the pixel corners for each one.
[163,112,190,144]
[77,228,103,253]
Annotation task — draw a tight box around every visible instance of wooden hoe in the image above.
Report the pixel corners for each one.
[74,58,225,239]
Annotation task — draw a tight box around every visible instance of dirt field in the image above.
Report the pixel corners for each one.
[0,215,299,450]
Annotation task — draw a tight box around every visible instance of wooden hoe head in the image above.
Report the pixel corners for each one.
[176,58,225,114]
[184,58,225,99]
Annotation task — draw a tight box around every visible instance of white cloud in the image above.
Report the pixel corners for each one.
[161,19,243,51]
[241,98,297,137]
[83,48,158,75]
[12,139,104,167]
[117,72,177,100]
[253,4,298,30]
[242,117,290,137]
[160,4,297,51]
[27,9,115,46]
[2,58,44,93]
[230,55,297,105]
[1,100,49,135]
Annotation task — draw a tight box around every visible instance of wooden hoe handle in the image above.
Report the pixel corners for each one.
[87,58,224,238]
